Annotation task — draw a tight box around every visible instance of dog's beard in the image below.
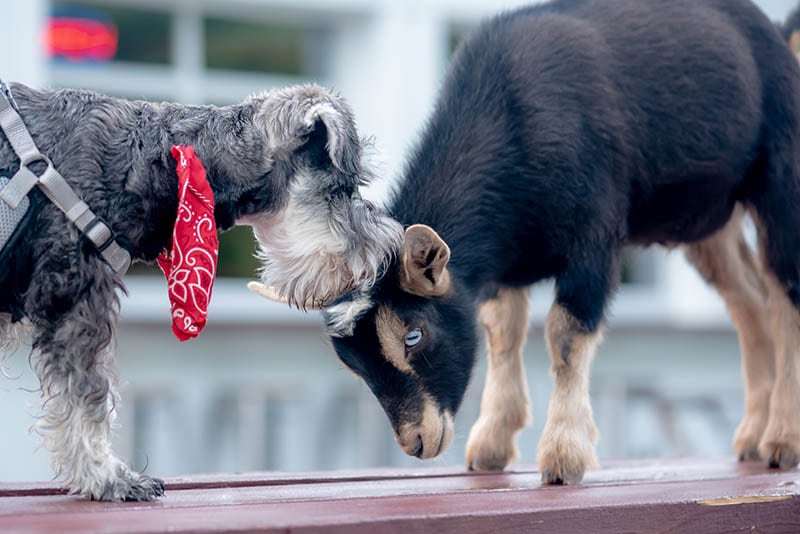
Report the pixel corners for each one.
[251,193,402,309]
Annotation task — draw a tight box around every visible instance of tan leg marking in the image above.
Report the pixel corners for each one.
[790,31,800,62]
[375,305,414,374]
[466,287,531,471]
[744,211,800,470]
[757,269,800,469]
[684,207,774,461]
[537,303,601,485]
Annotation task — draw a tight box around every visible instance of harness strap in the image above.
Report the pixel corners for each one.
[0,93,39,166]
[0,82,131,274]
[0,166,37,209]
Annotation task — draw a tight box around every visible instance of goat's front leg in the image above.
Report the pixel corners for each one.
[29,246,164,501]
[466,286,531,471]
[537,303,603,484]
[537,256,616,485]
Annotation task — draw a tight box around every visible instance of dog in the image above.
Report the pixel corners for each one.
[253,0,800,484]
[0,82,402,500]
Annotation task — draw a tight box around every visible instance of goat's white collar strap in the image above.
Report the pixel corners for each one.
[0,81,131,274]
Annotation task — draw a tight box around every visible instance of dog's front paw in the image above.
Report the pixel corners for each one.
[537,419,598,485]
[91,469,166,502]
[121,474,166,502]
[465,415,520,471]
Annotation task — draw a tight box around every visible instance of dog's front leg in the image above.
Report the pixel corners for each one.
[35,346,164,501]
[28,246,164,501]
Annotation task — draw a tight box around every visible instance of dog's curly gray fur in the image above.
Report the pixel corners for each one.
[0,83,402,501]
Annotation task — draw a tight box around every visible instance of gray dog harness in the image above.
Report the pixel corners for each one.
[0,81,131,274]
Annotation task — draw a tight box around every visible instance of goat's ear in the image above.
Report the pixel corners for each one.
[254,86,360,174]
[791,30,800,58]
[399,225,451,297]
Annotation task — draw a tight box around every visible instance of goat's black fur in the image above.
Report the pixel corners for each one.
[327,0,800,479]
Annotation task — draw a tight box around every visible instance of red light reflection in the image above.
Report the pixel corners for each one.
[46,17,118,62]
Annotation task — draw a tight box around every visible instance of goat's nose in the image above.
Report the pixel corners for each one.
[412,434,423,458]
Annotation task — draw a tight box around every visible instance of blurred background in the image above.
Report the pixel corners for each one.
[0,0,795,481]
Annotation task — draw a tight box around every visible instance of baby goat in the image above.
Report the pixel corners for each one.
[261,0,800,484]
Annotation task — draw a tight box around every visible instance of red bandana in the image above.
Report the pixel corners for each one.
[157,145,219,341]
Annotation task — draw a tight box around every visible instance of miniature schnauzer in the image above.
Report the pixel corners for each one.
[0,82,402,501]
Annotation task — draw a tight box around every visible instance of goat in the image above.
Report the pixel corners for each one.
[259,0,800,484]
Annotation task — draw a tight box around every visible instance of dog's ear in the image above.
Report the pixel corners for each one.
[299,102,361,175]
[399,224,451,297]
[253,85,361,175]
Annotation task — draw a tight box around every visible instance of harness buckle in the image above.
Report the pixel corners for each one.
[83,216,115,252]
[20,152,49,169]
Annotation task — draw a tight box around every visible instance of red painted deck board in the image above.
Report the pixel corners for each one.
[1,458,799,533]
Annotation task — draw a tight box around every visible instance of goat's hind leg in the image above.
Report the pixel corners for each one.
[29,249,164,500]
[683,206,774,461]
[749,135,800,469]
[466,286,531,471]
[749,228,800,468]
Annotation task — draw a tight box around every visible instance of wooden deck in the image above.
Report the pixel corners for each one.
[1,458,799,533]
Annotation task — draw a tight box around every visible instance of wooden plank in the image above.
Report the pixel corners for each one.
[0,456,780,496]
[1,458,798,533]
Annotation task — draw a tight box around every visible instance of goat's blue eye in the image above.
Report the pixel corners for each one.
[404,328,423,348]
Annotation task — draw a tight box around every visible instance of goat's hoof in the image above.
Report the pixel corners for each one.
[541,468,584,485]
[465,417,520,472]
[737,448,762,462]
[761,443,800,471]
[758,422,800,471]
[536,420,597,486]
[467,452,514,472]
[735,434,763,462]
[537,449,593,485]
[733,415,767,463]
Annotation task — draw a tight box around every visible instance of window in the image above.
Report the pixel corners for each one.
[49,2,171,65]
[204,16,328,77]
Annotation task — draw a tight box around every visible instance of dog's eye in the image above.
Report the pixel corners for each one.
[404,328,423,348]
